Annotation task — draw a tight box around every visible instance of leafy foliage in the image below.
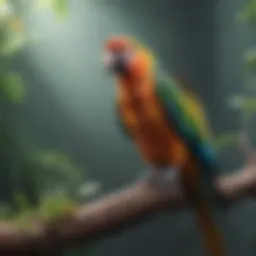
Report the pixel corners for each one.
[0,0,26,57]
[0,0,100,240]
[244,49,256,71]
[228,95,256,114]
[37,0,69,18]
[0,72,25,103]
[0,190,78,230]
[237,0,256,24]
[219,0,256,152]
[215,132,239,150]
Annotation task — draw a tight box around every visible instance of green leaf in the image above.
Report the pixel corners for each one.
[37,0,53,8]
[0,31,26,57]
[215,133,239,150]
[53,0,68,18]
[227,94,245,110]
[228,95,256,113]
[35,150,82,179]
[0,0,13,22]
[243,98,256,112]
[33,150,83,194]
[11,191,36,229]
[0,0,6,7]
[244,49,256,71]
[0,72,26,103]
[35,150,70,167]
[37,0,68,18]
[237,0,256,24]
[14,208,37,229]
[38,192,77,224]
[13,191,31,212]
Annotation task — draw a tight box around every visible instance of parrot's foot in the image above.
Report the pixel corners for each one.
[146,166,181,188]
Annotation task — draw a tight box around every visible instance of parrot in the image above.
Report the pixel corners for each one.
[102,35,227,256]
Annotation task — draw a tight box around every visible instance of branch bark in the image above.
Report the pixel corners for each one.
[0,153,256,254]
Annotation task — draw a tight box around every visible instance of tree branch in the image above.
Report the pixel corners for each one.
[0,154,256,253]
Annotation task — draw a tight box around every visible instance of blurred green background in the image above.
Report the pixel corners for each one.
[0,0,255,255]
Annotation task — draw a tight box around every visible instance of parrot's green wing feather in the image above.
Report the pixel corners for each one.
[154,75,227,255]
[155,72,218,170]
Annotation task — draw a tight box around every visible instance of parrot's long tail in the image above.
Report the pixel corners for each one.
[194,200,226,256]
[182,158,227,256]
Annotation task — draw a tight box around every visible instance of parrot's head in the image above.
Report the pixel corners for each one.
[103,35,155,80]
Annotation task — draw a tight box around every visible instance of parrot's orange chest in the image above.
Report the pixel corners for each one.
[119,86,164,133]
[118,83,187,166]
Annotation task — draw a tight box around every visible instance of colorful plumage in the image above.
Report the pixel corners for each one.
[102,35,226,256]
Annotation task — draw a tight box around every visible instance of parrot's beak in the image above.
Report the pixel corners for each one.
[103,51,128,75]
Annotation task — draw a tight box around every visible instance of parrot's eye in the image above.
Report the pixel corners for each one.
[103,50,135,73]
